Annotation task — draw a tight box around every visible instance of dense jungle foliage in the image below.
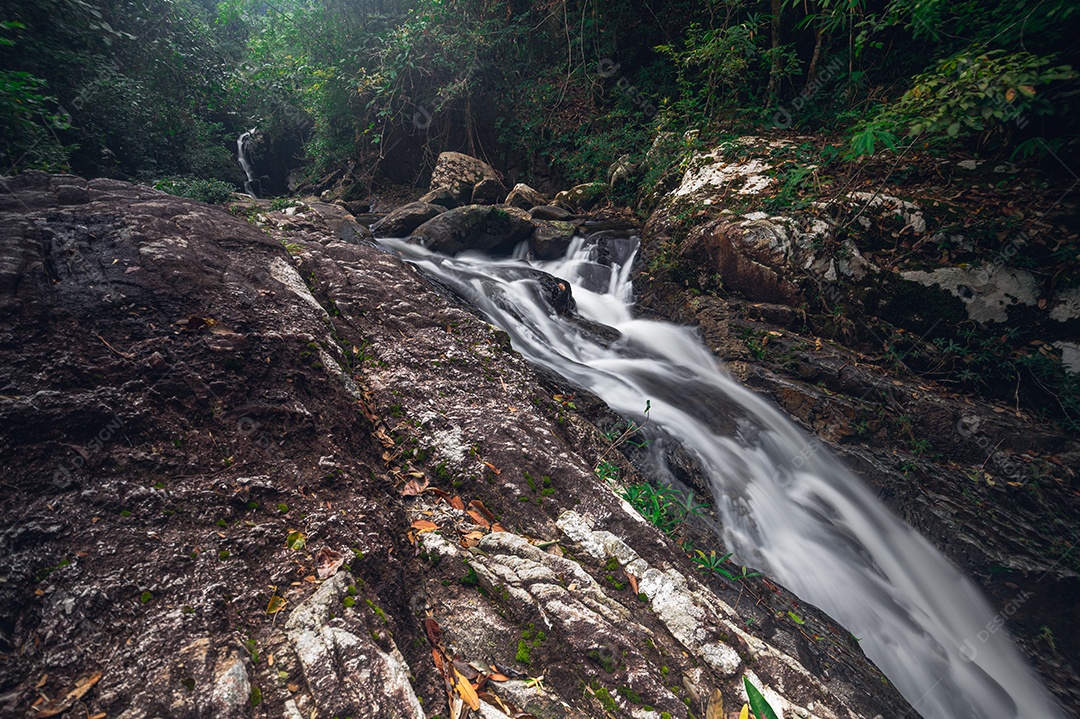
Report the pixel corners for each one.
[2,0,1077,194]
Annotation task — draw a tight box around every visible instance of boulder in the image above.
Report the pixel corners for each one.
[678,219,803,305]
[553,182,606,212]
[369,201,447,238]
[411,204,533,255]
[531,220,577,260]
[471,177,506,205]
[504,183,547,210]
[418,187,460,209]
[429,151,501,203]
[530,204,573,221]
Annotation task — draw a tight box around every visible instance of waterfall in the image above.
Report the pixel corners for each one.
[237,128,258,197]
[378,234,1064,719]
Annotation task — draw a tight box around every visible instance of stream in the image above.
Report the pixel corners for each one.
[379,234,1064,719]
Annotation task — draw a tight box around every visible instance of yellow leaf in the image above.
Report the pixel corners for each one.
[740,704,750,719]
[1005,87,1017,102]
[452,668,481,710]
[266,595,287,614]
[706,688,724,719]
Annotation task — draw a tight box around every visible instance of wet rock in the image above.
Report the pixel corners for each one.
[411,204,533,255]
[530,219,577,260]
[417,187,460,209]
[504,183,547,210]
[553,182,606,212]
[429,151,502,204]
[679,220,803,304]
[369,201,447,238]
[530,203,573,221]
[471,177,507,205]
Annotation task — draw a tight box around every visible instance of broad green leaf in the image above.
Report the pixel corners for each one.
[743,677,781,719]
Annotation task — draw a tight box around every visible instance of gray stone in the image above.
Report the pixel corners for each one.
[471,177,506,205]
[411,205,533,255]
[504,183,547,210]
[429,151,501,203]
[369,201,447,238]
[531,220,577,260]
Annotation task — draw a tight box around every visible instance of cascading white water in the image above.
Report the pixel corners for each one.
[379,235,1064,719]
[237,128,258,197]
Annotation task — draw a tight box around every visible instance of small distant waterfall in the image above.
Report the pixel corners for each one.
[237,128,258,197]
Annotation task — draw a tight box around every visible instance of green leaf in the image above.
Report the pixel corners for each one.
[743,677,781,719]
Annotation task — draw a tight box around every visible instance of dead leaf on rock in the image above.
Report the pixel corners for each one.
[315,546,345,579]
[33,671,101,717]
[468,500,496,522]
[490,523,507,533]
[465,510,491,528]
[624,570,639,595]
[461,531,485,548]
[450,496,466,511]
[402,476,429,497]
[410,520,439,533]
[705,688,724,719]
[483,461,501,475]
[451,668,481,710]
[266,595,287,614]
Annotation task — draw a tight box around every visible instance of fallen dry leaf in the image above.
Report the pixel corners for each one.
[266,595,287,614]
[482,461,501,475]
[490,523,507,533]
[452,668,481,710]
[315,546,345,580]
[461,531,485,548]
[468,500,496,522]
[465,510,491,528]
[402,476,429,496]
[33,671,102,717]
[624,570,639,595]
[410,520,439,533]
[450,496,466,511]
[705,688,724,719]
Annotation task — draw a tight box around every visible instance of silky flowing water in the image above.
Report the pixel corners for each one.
[380,234,1063,719]
[237,128,258,197]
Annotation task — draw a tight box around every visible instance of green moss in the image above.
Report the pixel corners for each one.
[594,687,616,712]
[365,599,388,623]
[605,556,620,572]
[618,686,643,704]
[515,639,531,664]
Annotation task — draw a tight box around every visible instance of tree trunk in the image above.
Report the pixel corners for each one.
[766,0,783,103]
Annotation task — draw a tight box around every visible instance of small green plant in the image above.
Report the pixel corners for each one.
[516,639,531,664]
[621,482,706,536]
[155,176,236,204]
[139,591,152,603]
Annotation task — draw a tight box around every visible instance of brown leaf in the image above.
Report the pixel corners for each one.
[429,487,451,501]
[401,476,429,497]
[483,461,501,475]
[450,496,466,511]
[624,570,639,595]
[33,671,102,717]
[461,531,485,548]
[424,618,443,648]
[266,595,287,614]
[410,520,439,533]
[315,546,345,580]
[488,673,510,682]
[491,523,508,533]
[468,500,497,522]
[465,510,491,528]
